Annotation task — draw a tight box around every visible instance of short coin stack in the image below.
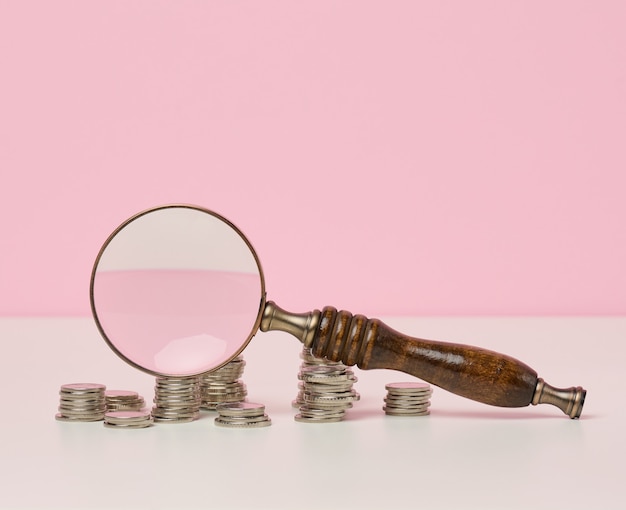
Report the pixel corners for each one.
[55,383,107,422]
[152,375,201,423]
[294,349,360,423]
[105,390,145,412]
[199,356,248,410]
[104,410,154,429]
[214,402,271,428]
[383,382,432,416]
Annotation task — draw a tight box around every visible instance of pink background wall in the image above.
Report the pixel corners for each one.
[1,1,625,317]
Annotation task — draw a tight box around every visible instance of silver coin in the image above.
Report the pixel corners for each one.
[302,399,354,409]
[299,374,354,384]
[156,375,200,381]
[300,365,347,375]
[202,398,247,408]
[215,415,271,426]
[104,418,153,427]
[55,413,104,422]
[57,409,107,417]
[59,393,105,401]
[299,382,358,393]
[153,391,199,397]
[215,402,265,417]
[385,381,431,392]
[384,404,431,412]
[304,393,360,403]
[58,403,106,410]
[383,405,431,414]
[107,403,145,412]
[60,383,106,393]
[385,392,431,399]
[298,409,346,420]
[103,422,153,429]
[152,415,198,423]
[200,379,245,387]
[105,390,139,399]
[105,410,152,420]
[153,393,199,400]
[201,389,247,397]
[304,388,359,398]
[384,397,431,406]
[294,414,344,423]
[384,409,431,417]
[202,393,247,401]
[152,403,200,412]
[154,385,197,391]
[58,397,105,404]
[151,406,199,415]
[105,417,152,426]
[201,395,248,403]
[214,417,271,428]
[151,401,197,409]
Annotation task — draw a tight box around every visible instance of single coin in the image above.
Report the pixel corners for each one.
[294,414,343,423]
[105,410,152,419]
[299,409,346,420]
[152,415,198,423]
[385,382,431,392]
[215,414,271,425]
[55,413,104,422]
[103,422,153,429]
[214,417,272,428]
[57,408,107,417]
[215,402,265,417]
[384,397,431,406]
[299,382,357,393]
[304,393,360,403]
[60,383,106,393]
[105,390,139,399]
[383,407,431,416]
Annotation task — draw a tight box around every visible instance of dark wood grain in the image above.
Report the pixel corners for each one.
[312,307,538,408]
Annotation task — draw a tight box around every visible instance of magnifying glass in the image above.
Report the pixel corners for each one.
[90,204,586,418]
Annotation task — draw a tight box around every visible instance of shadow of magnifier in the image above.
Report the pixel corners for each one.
[90,204,586,418]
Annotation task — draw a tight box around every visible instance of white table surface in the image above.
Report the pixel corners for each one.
[0,316,623,509]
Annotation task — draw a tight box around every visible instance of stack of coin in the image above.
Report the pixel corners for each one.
[105,390,145,412]
[214,402,271,428]
[152,375,201,423]
[55,383,107,422]
[293,348,352,407]
[104,410,154,429]
[295,363,360,423]
[383,382,432,416]
[199,356,247,410]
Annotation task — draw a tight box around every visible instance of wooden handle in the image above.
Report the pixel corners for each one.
[260,302,586,418]
[313,307,538,407]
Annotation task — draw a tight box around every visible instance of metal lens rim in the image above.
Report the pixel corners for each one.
[89,203,266,377]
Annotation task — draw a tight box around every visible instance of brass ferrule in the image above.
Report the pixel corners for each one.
[532,378,586,419]
[260,301,321,348]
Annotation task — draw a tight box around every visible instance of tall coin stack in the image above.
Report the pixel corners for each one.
[199,356,247,410]
[152,375,201,423]
[55,383,107,422]
[294,348,360,423]
[383,382,432,416]
[105,390,145,412]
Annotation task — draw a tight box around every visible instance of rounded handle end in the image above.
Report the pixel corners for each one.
[532,378,586,419]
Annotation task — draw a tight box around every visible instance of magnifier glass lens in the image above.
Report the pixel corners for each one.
[91,206,264,376]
